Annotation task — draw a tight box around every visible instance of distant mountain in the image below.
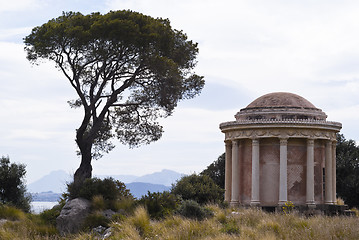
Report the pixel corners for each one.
[133,169,184,186]
[27,170,71,193]
[126,182,171,199]
[28,169,184,201]
[94,174,138,183]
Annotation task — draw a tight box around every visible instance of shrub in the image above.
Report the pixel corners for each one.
[39,203,64,226]
[92,195,106,210]
[129,206,152,237]
[172,174,224,204]
[0,156,32,212]
[139,191,180,219]
[82,212,110,230]
[66,177,134,211]
[177,200,213,221]
[0,204,26,221]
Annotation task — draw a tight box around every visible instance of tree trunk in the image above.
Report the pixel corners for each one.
[74,139,93,185]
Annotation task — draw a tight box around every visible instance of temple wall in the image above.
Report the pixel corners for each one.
[287,139,306,204]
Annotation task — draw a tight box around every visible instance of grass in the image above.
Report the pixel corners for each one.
[1,204,359,239]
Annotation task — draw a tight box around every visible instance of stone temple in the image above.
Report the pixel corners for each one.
[219,92,342,209]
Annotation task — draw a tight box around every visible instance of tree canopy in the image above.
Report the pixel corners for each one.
[201,153,225,189]
[171,174,224,204]
[0,156,31,212]
[336,134,359,208]
[24,10,204,184]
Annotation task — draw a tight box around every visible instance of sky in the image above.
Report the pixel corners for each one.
[1,0,358,184]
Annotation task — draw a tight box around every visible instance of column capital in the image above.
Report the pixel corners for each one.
[251,138,259,145]
[307,138,315,146]
[232,139,239,146]
[279,138,288,145]
[225,141,232,147]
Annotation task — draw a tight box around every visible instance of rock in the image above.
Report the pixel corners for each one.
[102,209,115,219]
[56,198,91,235]
[103,227,112,239]
[0,219,8,226]
[92,226,112,239]
[92,225,107,234]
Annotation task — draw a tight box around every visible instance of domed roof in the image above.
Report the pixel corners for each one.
[236,92,327,121]
[246,92,316,109]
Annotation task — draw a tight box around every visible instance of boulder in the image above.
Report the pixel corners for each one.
[56,198,91,235]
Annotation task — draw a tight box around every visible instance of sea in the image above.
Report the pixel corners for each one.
[31,201,58,214]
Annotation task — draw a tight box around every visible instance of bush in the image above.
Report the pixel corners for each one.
[172,174,224,204]
[177,200,213,221]
[0,204,26,221]
[201,153,225,189]
[39,203,64,226]
[66,177,134,211]
[82,212,110,230]
[0,156,31,212]
[139,191,179,219]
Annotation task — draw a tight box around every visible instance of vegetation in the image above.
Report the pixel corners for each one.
[0,156,31,212]
[1,204,359,239]
[138,191,179,219]
[201,153,225,188]
[24,10,204,185]
[177,200,213,220]
[172,174,224,204]
[336,133,359,208]
[66,177,135,211]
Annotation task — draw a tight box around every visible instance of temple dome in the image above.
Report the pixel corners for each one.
[246,92,316,109]
[235,92,327,121]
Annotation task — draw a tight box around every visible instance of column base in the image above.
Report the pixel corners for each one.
[278,200,287,206]
[230,201,239,207]
[306,200,316,208]
[250,200,260,206]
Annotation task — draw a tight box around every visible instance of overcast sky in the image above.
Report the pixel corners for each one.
[1,0,358,184]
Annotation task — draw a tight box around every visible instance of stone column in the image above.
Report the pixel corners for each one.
[332,140,337,204]
[224,141,232,203]
[279,138,288,205]
[325,140,333,204]
[251,139,260,206]
[230,140,240,206]
[306,139,315,206]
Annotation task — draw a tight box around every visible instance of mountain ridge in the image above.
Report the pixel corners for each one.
[28,169,184,200]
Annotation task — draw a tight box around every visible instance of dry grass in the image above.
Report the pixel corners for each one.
[1,205,359,239]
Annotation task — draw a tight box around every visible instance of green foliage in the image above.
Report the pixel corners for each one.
[221,220,241,235]
[24,10,204,184]
[177,200,213,220]
[336,134,359,208]
[91,195,106,210]
[66,177,134,212]
[172,174,224,204]
[282,201,295,214]
[0,204,26,221]
[201,153,225,189]
[139,191,179,219]
[128,206,152,237]
[83,212,110,230]
[0,156,31,212]
[39,203,64,226]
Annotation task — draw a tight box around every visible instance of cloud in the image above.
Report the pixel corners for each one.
[0,0,41,12]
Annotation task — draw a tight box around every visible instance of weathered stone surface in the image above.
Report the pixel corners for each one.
[220,92,342,208]
[56,198,91,235]
[102,209,116,219]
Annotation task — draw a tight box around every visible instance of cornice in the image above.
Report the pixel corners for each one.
[219,119,342,131]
